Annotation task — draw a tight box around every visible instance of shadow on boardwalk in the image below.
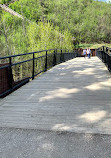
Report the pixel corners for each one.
[0,57,111,158]
[0,57,111,134]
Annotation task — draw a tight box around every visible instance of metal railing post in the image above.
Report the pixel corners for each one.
[56,49,57,64]
[9,57,13,90]
[102,51,103,61]
[109,56,111,71]
[53,50,56,66]
[45,51,47,71]
[32,53,35,80]
[60,49,62,63]
[103,46,104,52]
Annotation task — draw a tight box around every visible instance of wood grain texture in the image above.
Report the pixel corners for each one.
[0,57,111,134]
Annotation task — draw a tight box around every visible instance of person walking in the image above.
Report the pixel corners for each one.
[83,49,87,58]
[87,48,91,58]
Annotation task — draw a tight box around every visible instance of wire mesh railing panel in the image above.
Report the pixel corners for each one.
[0,49,77,97]
[12,60,33,82]
[34,56,46,76]
[96,46,111,72]
[47,53,54,68]
[0,65,10,95]
[56,53,61,64]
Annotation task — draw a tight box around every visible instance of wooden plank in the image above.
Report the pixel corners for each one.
[0,57,111,134]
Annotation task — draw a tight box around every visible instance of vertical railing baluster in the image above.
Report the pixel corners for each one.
[45,51,47,71]
[105,52,106,63]
[32,53,35,80]
[53,50,56,66]
[56,49,57,64]
[109,56,111,71]
[60,49,62,63]
[103,46,104,52]
[9,57,13,90]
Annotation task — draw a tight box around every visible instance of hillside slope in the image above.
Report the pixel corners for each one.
[0,0,111,56]
[8,0,111,43]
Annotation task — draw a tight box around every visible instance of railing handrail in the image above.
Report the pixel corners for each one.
[0,48,79,97]
[96,45,111,72]
[96,46,111,56]
[97,46,110,50]
[0,48,72,59]
[0,49,57,59]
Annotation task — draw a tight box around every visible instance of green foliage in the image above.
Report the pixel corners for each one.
[0,0,11,4]
[27,21,73,52]
[0,10,73,57]
[44,0,111,43]
[0,0,111,57]
[9,0,43,21]
[0,11,29,56]
[80,43,111,49]
[6,0,111,44]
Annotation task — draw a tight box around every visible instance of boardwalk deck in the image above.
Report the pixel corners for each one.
[0,57,111,134]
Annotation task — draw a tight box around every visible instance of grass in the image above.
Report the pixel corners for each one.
[79,43,111,49]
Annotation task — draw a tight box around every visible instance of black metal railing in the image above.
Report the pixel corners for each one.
[96,46,111,72]
[0,49,79,97]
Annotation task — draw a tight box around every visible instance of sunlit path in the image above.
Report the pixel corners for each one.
[0,57,111,134]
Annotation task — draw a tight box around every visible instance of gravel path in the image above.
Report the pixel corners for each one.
[0,127,111,158]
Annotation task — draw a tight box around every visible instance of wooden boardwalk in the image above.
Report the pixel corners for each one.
[0,57,111,134]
